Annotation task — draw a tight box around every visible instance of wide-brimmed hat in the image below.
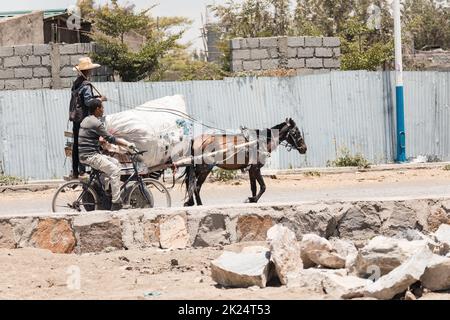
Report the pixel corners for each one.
[73,57,101,71]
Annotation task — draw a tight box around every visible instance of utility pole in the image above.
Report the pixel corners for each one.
[394,0,406,162]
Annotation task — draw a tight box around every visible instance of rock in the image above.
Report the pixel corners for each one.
[241,246,270,254]
[364,246,433,300]
[236,215,274,242]
[355,236,429,277]
[308,250,346,269]
[420,255,450,291]
[337,203,382,241]
[75,218,124,254]
[30,219,76,254]
[210,251,271,288]
[266,225,302,285]
[434,224,450,253]
[286,269,347,292]
[329,238,358,270]
[159,215,189,250]
[193,214,231,247]
[322,274,368,299]
[0,222,16,249]
[171,259,179,267]
[300,234,332,268]
[404,291,416,300]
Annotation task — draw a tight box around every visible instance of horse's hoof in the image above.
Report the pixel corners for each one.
[245,197,257,203]
[184,202,194,207]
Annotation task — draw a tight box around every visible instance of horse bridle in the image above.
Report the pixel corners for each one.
[281,125,305,152]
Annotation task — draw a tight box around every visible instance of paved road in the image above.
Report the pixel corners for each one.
[1,168,450,216]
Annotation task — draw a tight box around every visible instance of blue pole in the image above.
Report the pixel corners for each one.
[394,0,406,163]
[396,86,406,162]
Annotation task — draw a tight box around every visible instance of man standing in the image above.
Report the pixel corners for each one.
[70,57,106,179]
[79,99,136,211]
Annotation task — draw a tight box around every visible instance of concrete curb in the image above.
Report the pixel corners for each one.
[0,198,449,255]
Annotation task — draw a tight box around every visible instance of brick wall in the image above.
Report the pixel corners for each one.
[0,43,113,90]
[231,36,341,73]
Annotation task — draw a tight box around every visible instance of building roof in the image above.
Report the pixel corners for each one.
[0,9,67,20]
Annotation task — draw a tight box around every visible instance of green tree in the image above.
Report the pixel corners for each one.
[89,0,189,82]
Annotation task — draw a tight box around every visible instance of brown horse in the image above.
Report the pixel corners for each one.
[183,118,307,206]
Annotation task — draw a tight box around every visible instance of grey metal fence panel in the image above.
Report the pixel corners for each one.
[1,71,450,180]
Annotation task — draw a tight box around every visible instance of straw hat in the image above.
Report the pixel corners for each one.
[73,57,101,71]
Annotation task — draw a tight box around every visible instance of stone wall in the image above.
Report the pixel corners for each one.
[231,36,341,73]
[0,43,113,90]
[0,198,449,254]
[0,11,44,47]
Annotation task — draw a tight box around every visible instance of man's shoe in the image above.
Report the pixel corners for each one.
[110,203,123,211]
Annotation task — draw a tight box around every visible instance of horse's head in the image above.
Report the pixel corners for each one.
[281,118,307,154]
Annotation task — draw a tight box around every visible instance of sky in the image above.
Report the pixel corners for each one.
[0,0,232,51]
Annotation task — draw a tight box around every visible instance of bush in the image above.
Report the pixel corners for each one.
[443,165,450,171]
[327,148,371,169]
[211,168,238,182]
[0,174,24,186]
[303,171,321,177]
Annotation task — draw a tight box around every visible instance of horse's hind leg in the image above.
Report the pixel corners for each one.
[245,165,258,203]
[253,166,266,202]
[194,165,213,206]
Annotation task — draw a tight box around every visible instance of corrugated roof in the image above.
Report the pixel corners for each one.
[0,9,67,20]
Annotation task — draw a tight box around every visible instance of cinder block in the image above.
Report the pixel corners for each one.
[233,49,251,60]
[245,38,260,49]
[41,55,51,66]
[33,44,51,56]
[70,55,85,66]
[232,60,243,72]
[60,77,75,88]
[278,37,288,54]
[60,55,71,67]
[287,47,297,58]
[250,49,269,60]
[78,43,94,54]
[60,67,77,77]
[34,67,51,77]
[5,79,24,90]
[243,60,261,71]
[323,58,341,69]
[287,58,305,69]
[315,48,333,58]
[0,69,14,79]
[4,56,23,68]
[287,37,305,47]
[0,80,4,89]
[305,37,323,47]
[297,47,314,58]
[0,47,14,57]
[261,59,279,70]
[14,45,33,56]
[260,37,278,48]
[14,68,33,78]
[333,48,341,57]
[24,78,42,89]
[59,44,78,55]
[42,78,52,88]
[22,56,41,66]
[306,58,323,68]
[268,48,279,58]
[323,37,341,47]
[231,38,241,49]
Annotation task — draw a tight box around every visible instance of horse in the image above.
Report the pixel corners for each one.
[182,118,307,206]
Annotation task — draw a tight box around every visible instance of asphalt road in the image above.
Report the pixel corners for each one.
[1,168,450,216]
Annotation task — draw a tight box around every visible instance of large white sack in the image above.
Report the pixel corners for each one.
[104,95,192,168]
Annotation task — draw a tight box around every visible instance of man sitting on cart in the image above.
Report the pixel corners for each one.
[78,99,137,211]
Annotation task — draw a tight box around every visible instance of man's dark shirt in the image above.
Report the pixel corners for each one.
[72,76,99,119]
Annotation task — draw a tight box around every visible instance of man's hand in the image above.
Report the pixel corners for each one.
[127,143,137,152]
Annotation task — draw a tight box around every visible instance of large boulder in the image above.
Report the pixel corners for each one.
[267,225,302,285]
[308,250,346,269]
[286,268,348,292]
[300,234,332,268]
[355,236,429,277]
[434,224,450,254]
[420,255,450,291]
[211,250,271,288]
[322,274,368,299]
[330,238,358,270]
[364,246,433,300]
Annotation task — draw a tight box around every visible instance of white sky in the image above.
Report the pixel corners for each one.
[0,0,233,50]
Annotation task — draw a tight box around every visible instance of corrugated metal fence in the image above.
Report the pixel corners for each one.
[0,71,449,180]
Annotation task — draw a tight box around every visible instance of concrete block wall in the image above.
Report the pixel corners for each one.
[0,43,113,90]
[231,36,341,72]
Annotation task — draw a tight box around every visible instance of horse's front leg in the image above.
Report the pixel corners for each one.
[253,167,266,202]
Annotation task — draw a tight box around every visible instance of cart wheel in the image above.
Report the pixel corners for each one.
[141,178,172,208]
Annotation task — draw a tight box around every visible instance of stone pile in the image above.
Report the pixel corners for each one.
[210,223,450,299]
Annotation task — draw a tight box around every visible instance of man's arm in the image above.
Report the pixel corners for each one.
[81,84,101,108]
